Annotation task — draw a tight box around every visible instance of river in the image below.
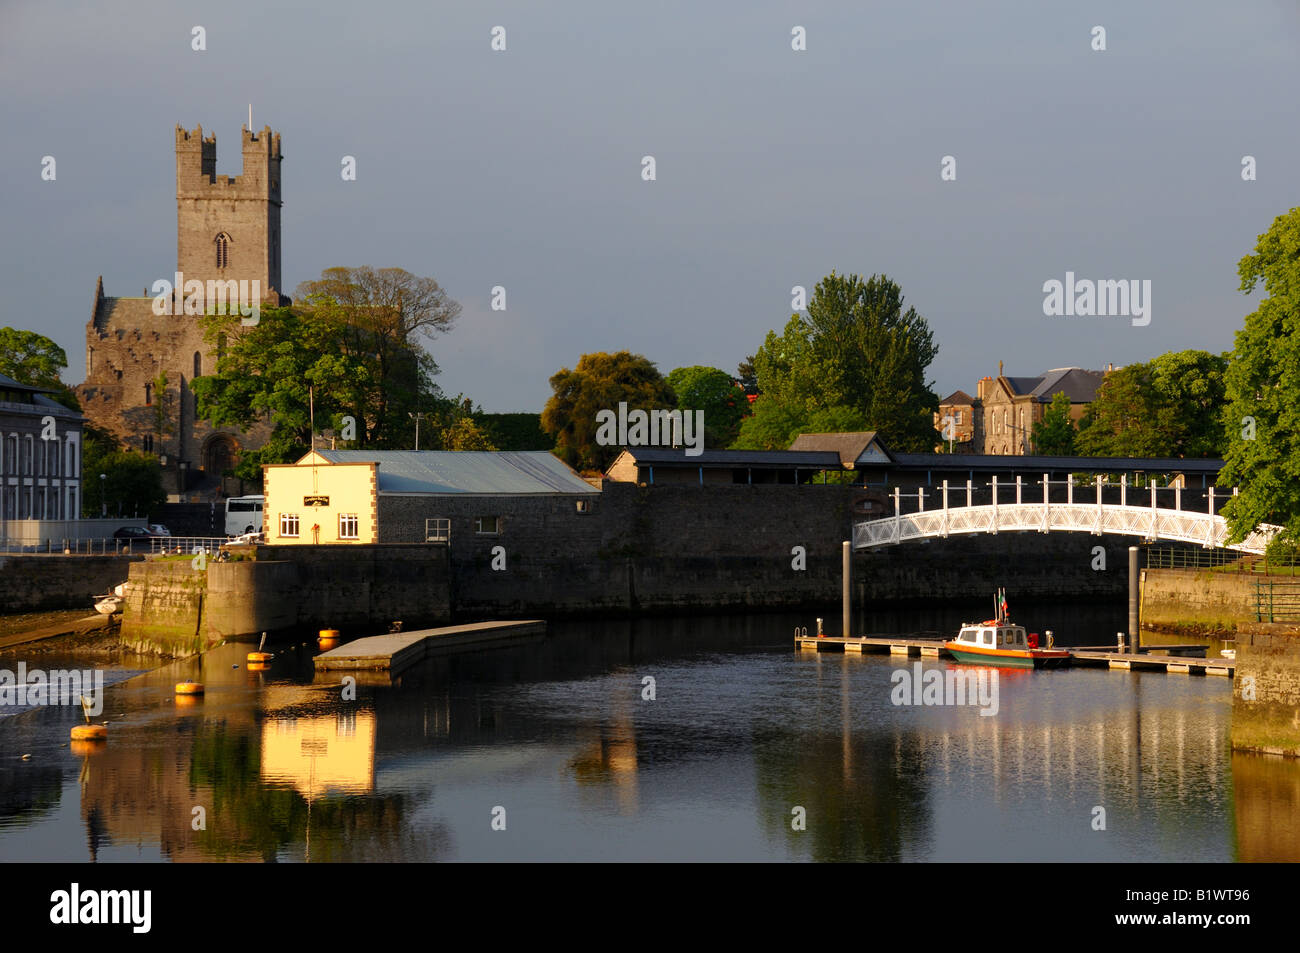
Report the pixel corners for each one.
[1,601,1296,861]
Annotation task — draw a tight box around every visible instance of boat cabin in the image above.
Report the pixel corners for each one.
[956,624,1029,649]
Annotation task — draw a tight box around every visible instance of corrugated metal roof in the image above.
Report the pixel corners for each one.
[312,450,598,494]
[612,447,842,468]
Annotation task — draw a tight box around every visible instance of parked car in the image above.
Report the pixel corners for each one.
[148,524,172,537]
[113,526,164,540]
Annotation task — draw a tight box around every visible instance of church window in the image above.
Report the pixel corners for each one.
[145,383,152,406]
[144,434,154,453]
[215,233,230,269]
[194,352,202,378]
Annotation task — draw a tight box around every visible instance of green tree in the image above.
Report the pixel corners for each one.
[739,272,939,451]
[541,351,676,472]
[1220,208,1300,543]
[0,326,79,410]
[82,446,165,518]
[1075,351,1228,458]
[473,413,552,451]
[665,365,747,448]
[1030,392,1076,455]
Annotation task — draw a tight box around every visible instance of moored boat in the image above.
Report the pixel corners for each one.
[944,589,1070,669]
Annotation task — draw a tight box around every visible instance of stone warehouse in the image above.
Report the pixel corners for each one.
[76,123,284,500]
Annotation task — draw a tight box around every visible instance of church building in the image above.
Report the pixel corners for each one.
[76,123,285,499]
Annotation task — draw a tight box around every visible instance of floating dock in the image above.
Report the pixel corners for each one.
[795,633,1234,676]
[314,620,546,675]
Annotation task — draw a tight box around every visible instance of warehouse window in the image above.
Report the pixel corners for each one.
[474,516,501,535]
[339,514,359,539]
[280,513,300,538]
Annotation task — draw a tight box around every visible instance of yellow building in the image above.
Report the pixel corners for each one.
[263,450,378,544]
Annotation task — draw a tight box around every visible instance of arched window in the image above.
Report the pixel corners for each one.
[194,351,202,378]
[143,434,154,453]
[144,383,152,405]
[215,233,230,269]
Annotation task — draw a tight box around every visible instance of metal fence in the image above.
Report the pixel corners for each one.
[1,536,231,555]
[1256,578,1300,622]
[1145,546,1300,574]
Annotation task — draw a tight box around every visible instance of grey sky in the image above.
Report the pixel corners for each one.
[3,0,1298,412]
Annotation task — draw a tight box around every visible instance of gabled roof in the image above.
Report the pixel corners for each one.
[1029,368,1105,402]
[788,431,891,467]
[301,450,598,495]
[939,390,975,405]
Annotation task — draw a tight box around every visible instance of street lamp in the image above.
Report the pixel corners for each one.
[409,412,426,451]
[98,473,106,517]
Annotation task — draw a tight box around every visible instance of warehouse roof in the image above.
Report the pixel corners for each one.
[305,450,599,495]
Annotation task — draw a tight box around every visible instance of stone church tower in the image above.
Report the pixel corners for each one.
[77,123,284,500]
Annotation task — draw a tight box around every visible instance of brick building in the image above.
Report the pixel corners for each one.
[76,123,284,500]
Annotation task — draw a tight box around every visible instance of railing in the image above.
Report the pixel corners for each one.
[1,536,233,555]
[1147,547,1300,574]
[1256,578,1300,622]
[853,477,1278,553]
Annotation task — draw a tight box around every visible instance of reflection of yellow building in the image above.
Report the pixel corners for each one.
[260,711,377,798]
[263,451,378,545]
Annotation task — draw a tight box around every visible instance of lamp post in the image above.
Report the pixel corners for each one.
[409,412,426,451]
[98,473,106,518]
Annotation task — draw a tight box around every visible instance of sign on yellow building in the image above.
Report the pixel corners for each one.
[262,451,378,544]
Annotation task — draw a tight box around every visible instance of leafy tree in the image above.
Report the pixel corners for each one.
[440,417,497,450]
[665,365,747,448]
[541,351,676,471]
[0,326,79,409]
[1075,351,1228,457]
[81,436,165,518]
[1220,207,1300,543]
[1030,392,1076,455]
[739,272,939,451]
[473,413,552,451]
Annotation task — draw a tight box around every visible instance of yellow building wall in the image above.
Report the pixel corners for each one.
[263,452,378,544]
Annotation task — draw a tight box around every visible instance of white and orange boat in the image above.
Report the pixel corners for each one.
[944,589,1070,669]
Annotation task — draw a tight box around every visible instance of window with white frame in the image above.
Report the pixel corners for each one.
[280,513,300,537]
[339,513,359,539]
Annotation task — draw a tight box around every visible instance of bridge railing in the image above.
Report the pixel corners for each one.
[881,476,1236,518]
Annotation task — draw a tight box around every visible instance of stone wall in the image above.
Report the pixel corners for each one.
[1232,622,1300,758]
[1140,569,1257,632]
[0,554,139,612]
[120,559,211,656]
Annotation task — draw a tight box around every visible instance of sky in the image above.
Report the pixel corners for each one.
[2,0,1298,412]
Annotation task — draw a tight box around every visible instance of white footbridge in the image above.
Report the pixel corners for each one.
[853,475,1276,554]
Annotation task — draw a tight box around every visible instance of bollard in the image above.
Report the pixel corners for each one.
[1116,631,1125,653]
[1128,546,1140,653]
[816,617,824,637]
[1045,629,1054,649]
[842,541,851,639]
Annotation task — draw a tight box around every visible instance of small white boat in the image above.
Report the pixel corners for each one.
[94,596,122,615]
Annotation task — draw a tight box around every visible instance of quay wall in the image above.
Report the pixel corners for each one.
[0,553,140,613]
[1140,569,1258,633]
[1232,622,1300,758]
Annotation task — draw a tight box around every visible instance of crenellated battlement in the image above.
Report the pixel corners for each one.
[176,122,281,196]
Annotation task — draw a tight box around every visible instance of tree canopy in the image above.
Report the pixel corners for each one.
[0,326,79,410]
[1219,207,1300,542]
[665,365,747,448]
[733,272,938,451]
[1030,392,1076,456]
[541,351,675,472]
[1074,351,1228,458]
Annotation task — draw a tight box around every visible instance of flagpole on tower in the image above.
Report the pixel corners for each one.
[248,104,252,130]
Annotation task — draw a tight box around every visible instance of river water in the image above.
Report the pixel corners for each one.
[1,601,1296,862]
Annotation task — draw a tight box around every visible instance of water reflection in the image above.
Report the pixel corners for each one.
[0,604,1297,861]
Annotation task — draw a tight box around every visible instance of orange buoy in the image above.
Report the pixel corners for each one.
[70,724,108,741]
[247,661,270,671]
[319,628,339,639]
[175,681,204,695]
[70,739,106,756]
[247,651,274,663]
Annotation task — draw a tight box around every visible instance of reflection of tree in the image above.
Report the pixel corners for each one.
[187,720,446,861]
[0,764,61,823]
[754,727,932,862]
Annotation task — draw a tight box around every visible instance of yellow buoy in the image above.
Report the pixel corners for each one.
[319,628,339,639]
[175,681,204,695]
[70,724,108,741]
[70,739,105,756]
[247,651,274,663]
[247,661,270,672]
